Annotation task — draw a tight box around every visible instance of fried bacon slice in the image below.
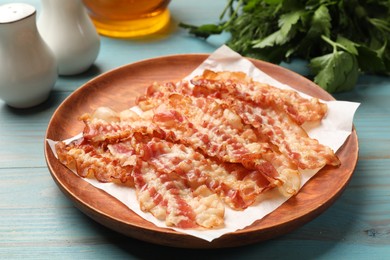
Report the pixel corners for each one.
[191,70,328,125]
[79,105,299,196]
[56,139,225,229]
[55,139,134,186]
[82,101,271,170]
[137,73,339,170]
[153,95,271,163]
[57,108,225,229]
[116,136,272,210]
[151,94,301,196]
[227,99,340,169]
[132,160,224,229]
[78,112,273,209]
[80,107,155,144]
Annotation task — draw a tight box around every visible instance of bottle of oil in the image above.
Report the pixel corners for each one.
[82,0,171,38]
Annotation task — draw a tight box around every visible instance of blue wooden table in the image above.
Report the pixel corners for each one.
[1,0,389,258]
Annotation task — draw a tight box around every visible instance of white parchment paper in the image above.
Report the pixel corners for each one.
[48,45,360,242]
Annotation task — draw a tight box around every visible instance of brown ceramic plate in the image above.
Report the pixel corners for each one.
[44,54,358,248]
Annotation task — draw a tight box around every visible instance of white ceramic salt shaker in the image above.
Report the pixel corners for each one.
[0,3,57,108]
[38,0,100,75]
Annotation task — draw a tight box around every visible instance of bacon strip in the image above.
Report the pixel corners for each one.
[115,137,226,228]
[56,136,225,229]
[55,139,134,186]
[132,160,224,229]
[73,111,274,209]
[227,99,340,169]
[128,136,271,209]
[137,75,339,170]
[151,94,301,195]
[191,70,328,125]
[80,103,301,196]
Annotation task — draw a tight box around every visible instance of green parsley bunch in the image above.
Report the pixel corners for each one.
[180,0,390,93]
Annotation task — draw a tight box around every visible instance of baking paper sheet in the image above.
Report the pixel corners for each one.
[47,45,360,242]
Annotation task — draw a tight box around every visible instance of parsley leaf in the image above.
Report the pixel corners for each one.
[179,23,223,39]
[310,51,359,93]
[356,45,387,73]
[252,10,303,48]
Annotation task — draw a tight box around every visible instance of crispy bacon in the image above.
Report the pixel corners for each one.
[122,139,225,228]
[227,98,341,169]
[57,136,225,229]
[55,140,134,186]
[55,69,341,230]
[132,160,224,229]
[78,104,301,196]
[137,73,339,170]
[151,94,301,195]
[80,113,150,144]
[191,70,328,125]
[130,136,271,209]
